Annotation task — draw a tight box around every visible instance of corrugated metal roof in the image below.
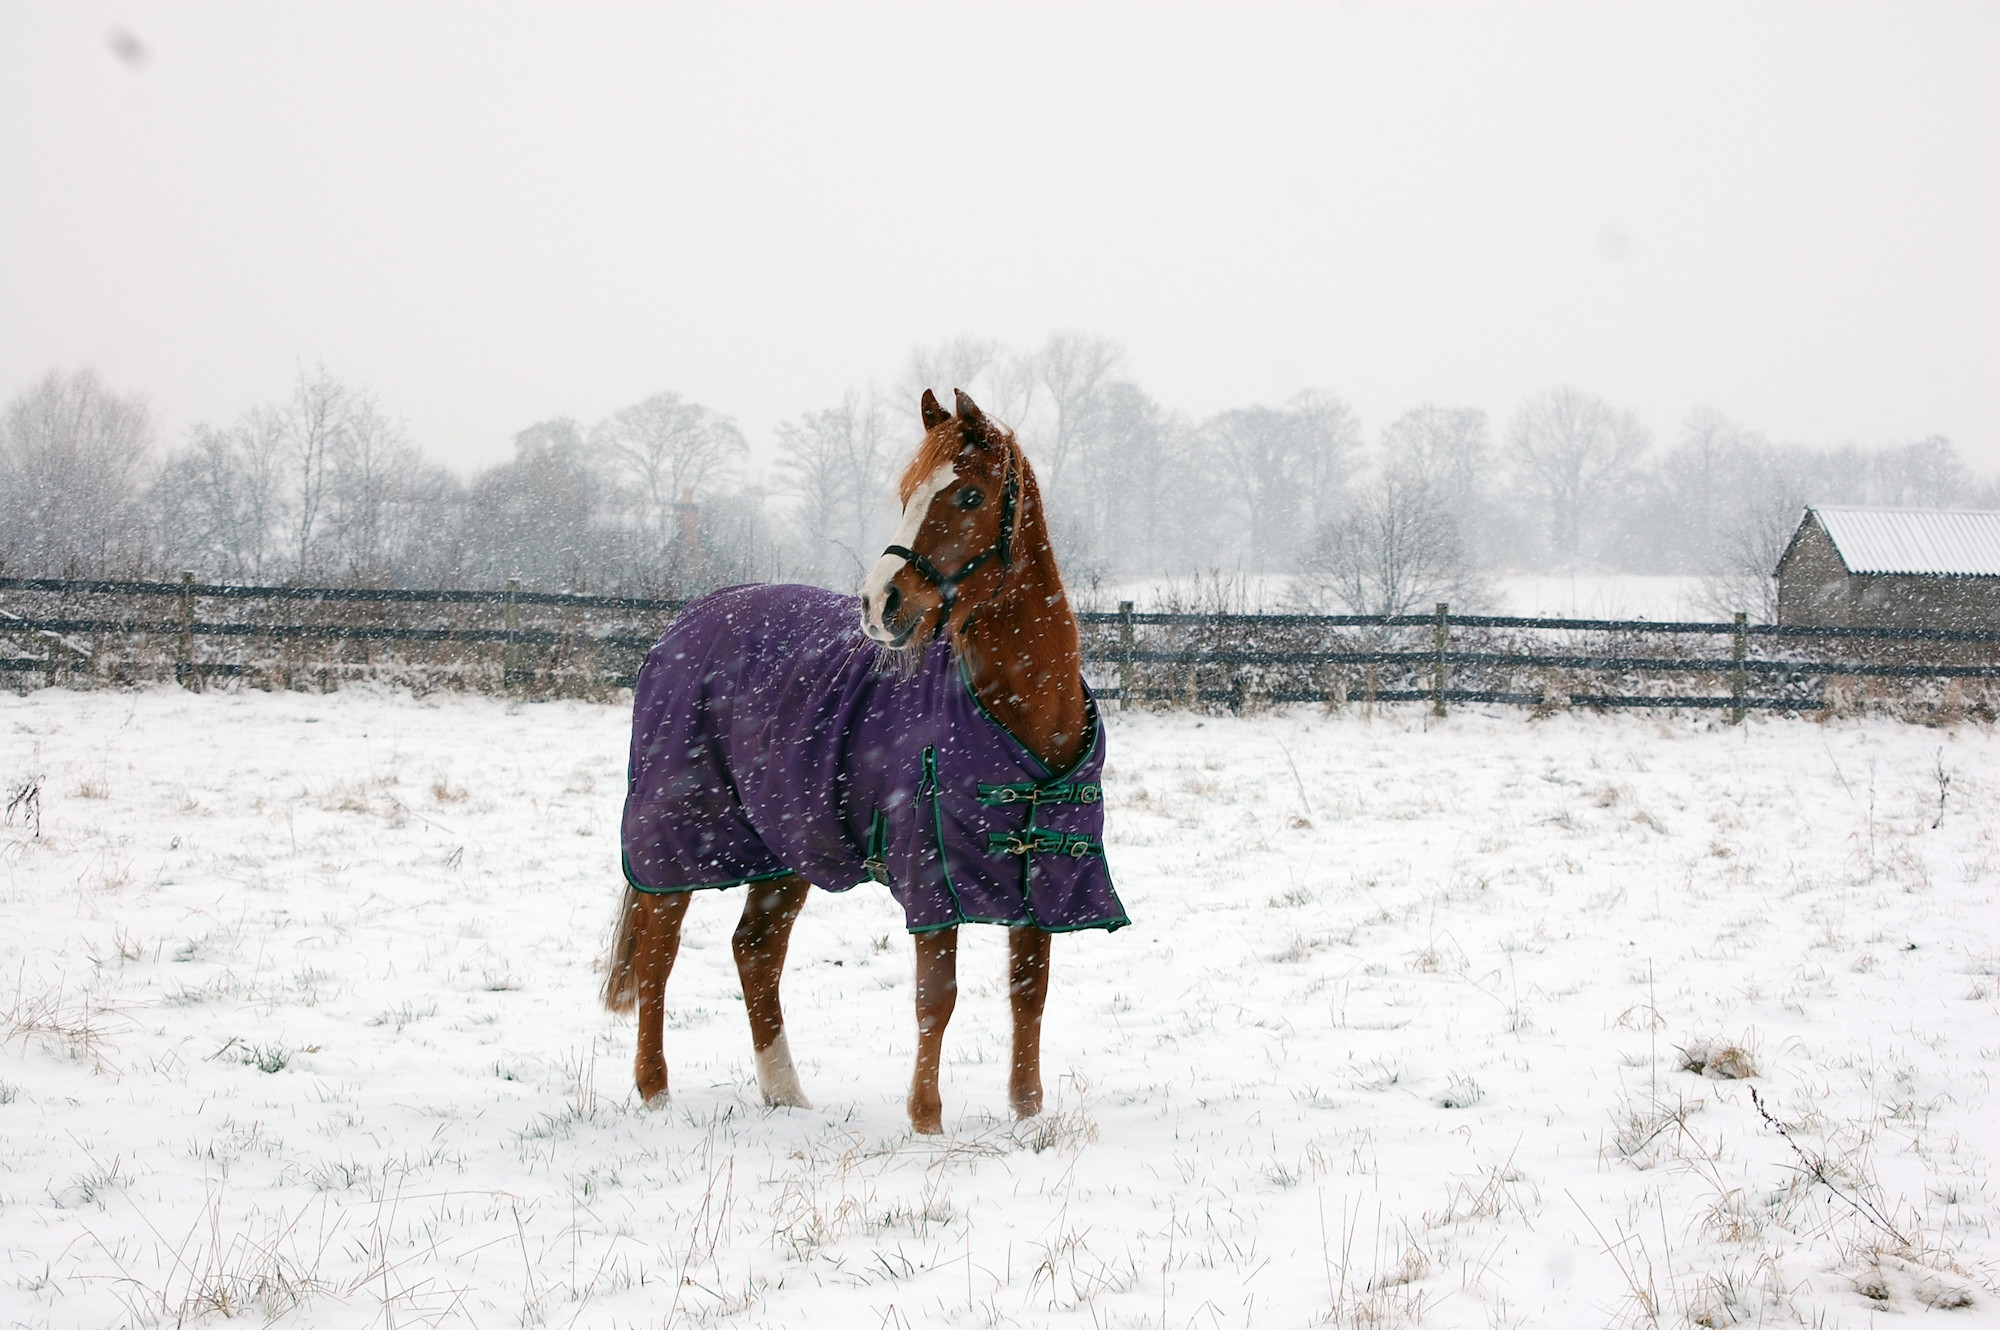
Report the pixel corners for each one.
[1813,507,2000,576]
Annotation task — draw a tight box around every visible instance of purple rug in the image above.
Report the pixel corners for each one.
[621,583,1128,933]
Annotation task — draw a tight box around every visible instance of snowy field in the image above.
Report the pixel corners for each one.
[2,686,1996,1329]
[1094,574,1714,622]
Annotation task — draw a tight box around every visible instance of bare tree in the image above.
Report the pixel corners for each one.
[230,407,290,578]
[283,364,357,576]
[1288,390,1364,537]
[1294,470,1489,616]
[150,414,289,580]
[0,368,152,576]
[593,392,746,548]
[1073,382,1203,578]
[464,418,617,591]
[1206,392,1362,571]
[324,393,427,578]
[897,336,1003,409]
[1377,403,1496,569]
[1506,386,1649,565]
[1869,435,1978,507]
[1695,488,1800,622]
[775,390,898,586]
[1381,405,1488,502]
[1024,333,1122,497]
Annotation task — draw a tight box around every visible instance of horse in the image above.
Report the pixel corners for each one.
[600,388,1127,1134]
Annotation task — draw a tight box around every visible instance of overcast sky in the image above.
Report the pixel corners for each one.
[2,2,1994,475]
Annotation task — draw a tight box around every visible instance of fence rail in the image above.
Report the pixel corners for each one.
[4,576,1995,720]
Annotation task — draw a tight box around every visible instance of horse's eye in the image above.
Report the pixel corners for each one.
[956,488,985,510]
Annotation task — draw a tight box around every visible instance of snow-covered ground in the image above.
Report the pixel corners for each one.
[2,686,1996,1329]
[1487,575,1712,622]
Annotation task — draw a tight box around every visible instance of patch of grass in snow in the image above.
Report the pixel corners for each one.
[1276,932,1326,963]
[4,980,125,1064]
[209,1035,311,1073]
[1611,1091,1703,1171]
[51,1152,135,1210]
[162,972,243,1006]
[100,1185,339,1325]
[241,1042,295,1073]
[291,965,336,1005]
[1316,1206,1440,1330]
[1007,1073,1100,1155]
[1430,1073,1483,1109]
[1353,1057,1403,1092]
[365,999,437,1032]
[172,920,245,964]
[1426,1160,1536,1229]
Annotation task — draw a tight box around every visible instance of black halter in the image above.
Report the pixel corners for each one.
[881,467,1020,624]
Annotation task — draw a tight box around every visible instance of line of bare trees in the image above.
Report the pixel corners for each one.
[4,348,1993,619]
[0,365,779,596]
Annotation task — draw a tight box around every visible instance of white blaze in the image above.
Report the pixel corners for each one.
[860,462,957,641]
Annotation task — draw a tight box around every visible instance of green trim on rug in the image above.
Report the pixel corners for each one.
[622,849,795,896]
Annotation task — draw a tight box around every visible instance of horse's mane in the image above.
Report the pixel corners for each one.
[896,417,1020,504]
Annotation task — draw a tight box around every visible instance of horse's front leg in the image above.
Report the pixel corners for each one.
[1008,925,1051,1118]
[733,874,813,1108]
[908,927,959,1134]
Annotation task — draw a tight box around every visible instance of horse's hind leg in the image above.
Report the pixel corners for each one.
[1007,925,1052,1118]
[733,874,813,1108]
[603,885,691,1105]
[908,926,959,1134]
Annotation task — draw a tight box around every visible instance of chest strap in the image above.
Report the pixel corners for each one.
[977,781,1102,806]
[988,830,1104,859]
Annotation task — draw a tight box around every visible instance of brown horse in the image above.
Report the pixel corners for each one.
[601,388,1097,1134]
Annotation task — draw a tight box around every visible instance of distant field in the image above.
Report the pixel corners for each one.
[1093,573,1716,621]
[2,687,1995,1328]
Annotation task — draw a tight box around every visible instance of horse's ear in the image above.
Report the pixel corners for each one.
[920,388,949,431]
[954,389,992,449]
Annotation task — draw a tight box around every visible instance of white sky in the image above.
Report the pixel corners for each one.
[2,2,1995,475]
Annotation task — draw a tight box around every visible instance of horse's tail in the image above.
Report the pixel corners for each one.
[601,884,644,1013]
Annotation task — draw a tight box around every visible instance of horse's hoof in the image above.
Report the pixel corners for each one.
[908,1098,944,1135]
[1010,1093,1044,1120]
[762,1087,813,1110]
[639,1088,672,1111]
[636,1061,669,1106]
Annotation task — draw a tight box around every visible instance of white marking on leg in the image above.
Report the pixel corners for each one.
[755,1030,812,1108]
[861,462,958,641]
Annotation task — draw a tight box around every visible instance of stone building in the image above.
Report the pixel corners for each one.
[1775,507,2000,629]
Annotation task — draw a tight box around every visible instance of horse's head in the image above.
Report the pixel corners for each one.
[861,388,1025,648]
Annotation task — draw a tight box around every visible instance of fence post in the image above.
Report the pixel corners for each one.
[503,578,522,689]
[1433,602,1449,718]
[1730,611,1748,724]
[1117,601,1134,711]
[176,571,197,691]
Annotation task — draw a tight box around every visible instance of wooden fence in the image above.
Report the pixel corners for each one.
[4,576,1997,721]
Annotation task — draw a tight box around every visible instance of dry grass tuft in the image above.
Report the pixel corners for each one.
[5,777,43,836]
[1676,1035,1758,1080]
[4,979,125,1066]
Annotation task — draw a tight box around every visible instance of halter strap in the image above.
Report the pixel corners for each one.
[881,467,1020,625]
